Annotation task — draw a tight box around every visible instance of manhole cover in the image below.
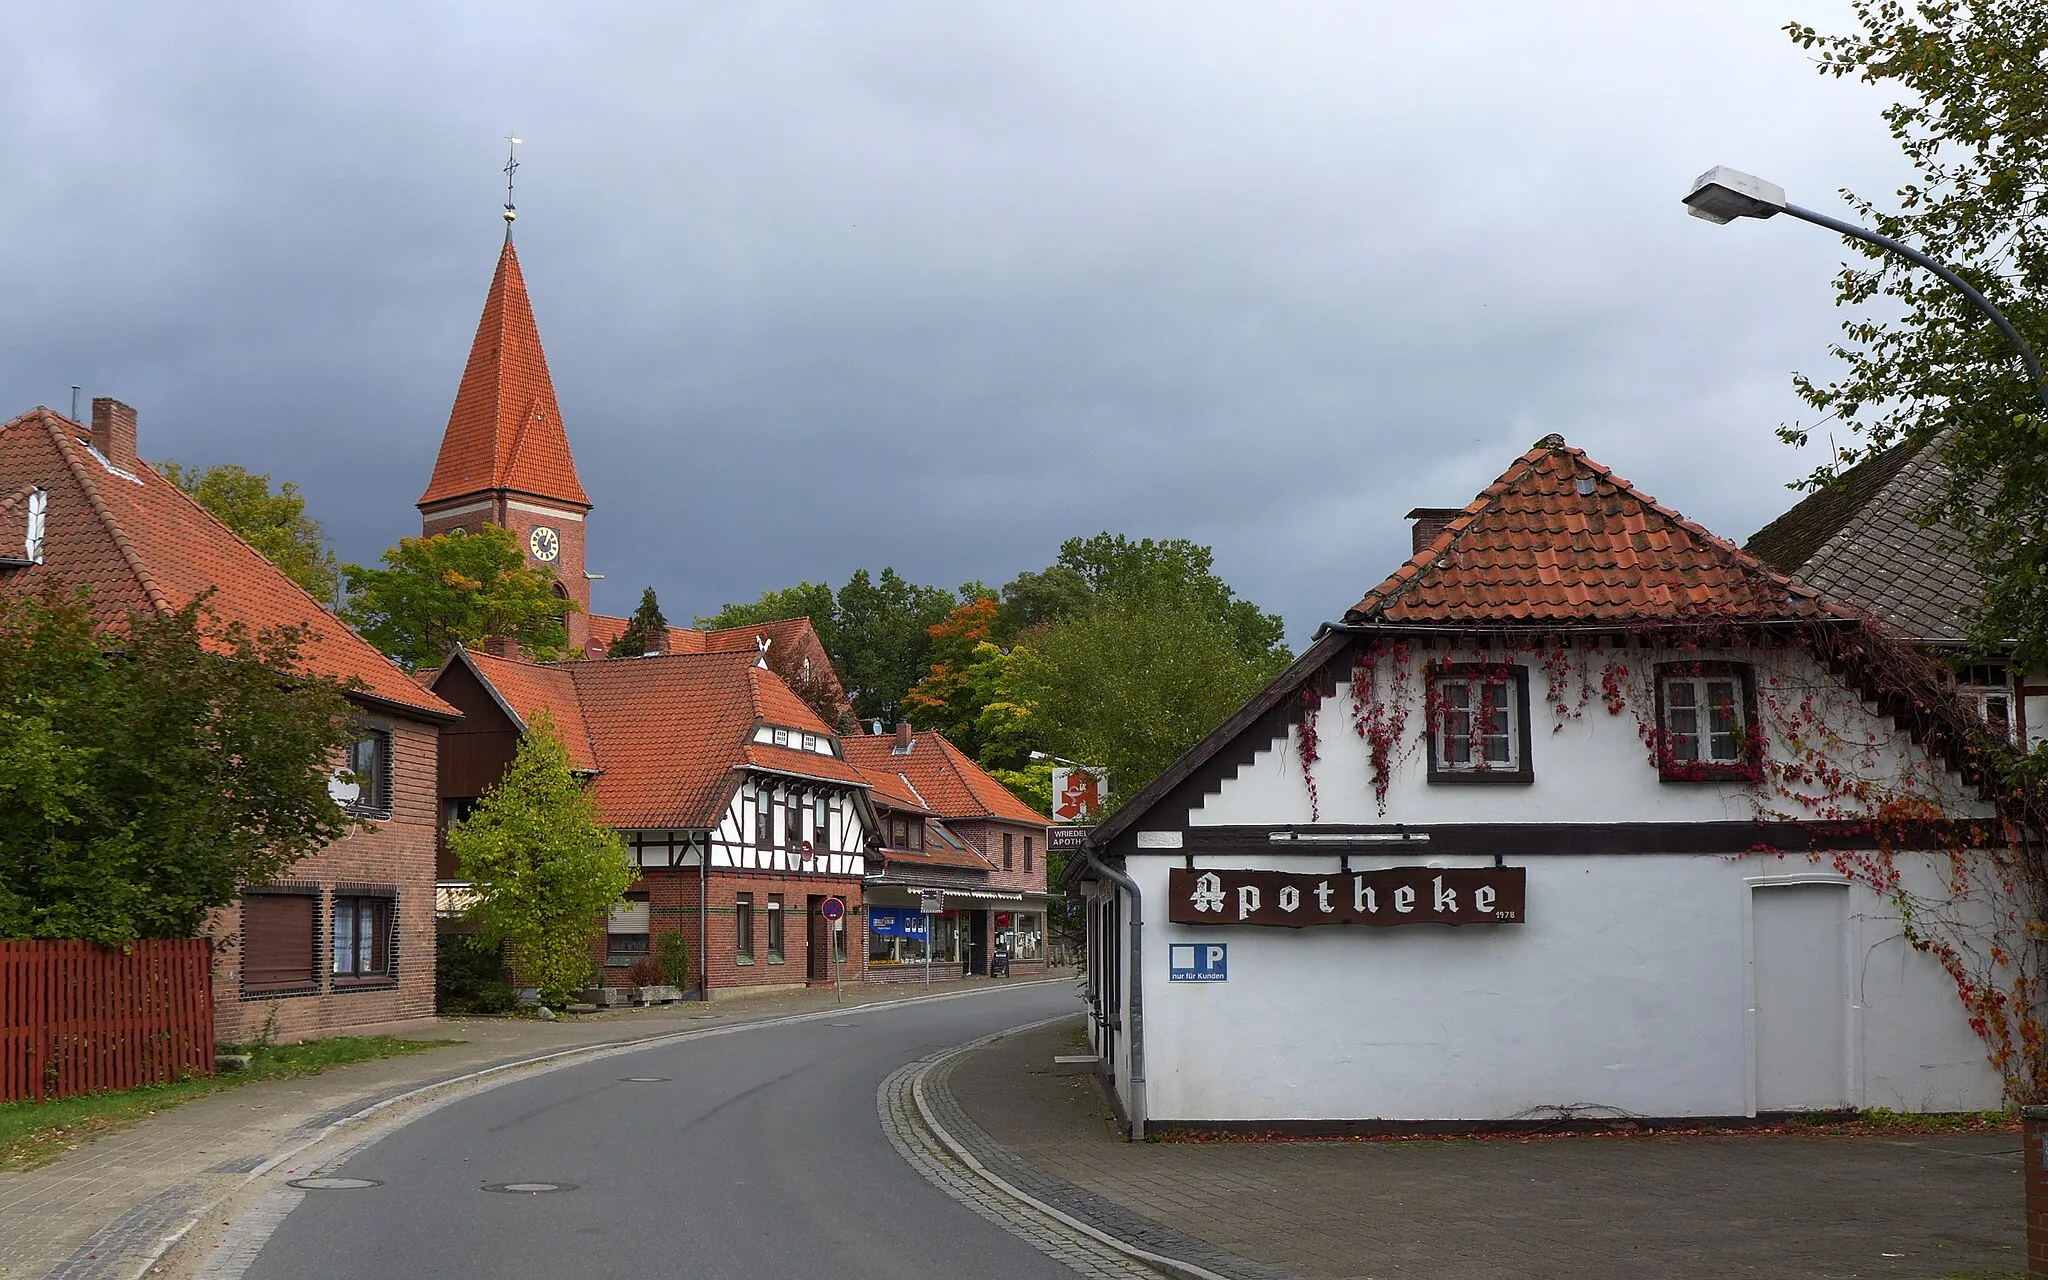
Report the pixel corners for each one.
[483,1181,577,1194]
[620,1076,669,1083]
[288,1177,381,1190]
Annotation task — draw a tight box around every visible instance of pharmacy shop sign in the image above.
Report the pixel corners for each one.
[1166,866,1526,928]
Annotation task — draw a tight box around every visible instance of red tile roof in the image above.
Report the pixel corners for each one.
[0,406,457,719]
[442,649,867,830]
[418,240,591,510]
[1347,437,1835,627]
[585,613,824,660]
[456,650,597,770]
[842,729,1048,825]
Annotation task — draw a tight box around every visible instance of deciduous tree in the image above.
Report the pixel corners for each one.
[1782,1,2048,666]
[163,462,339,604]
[445,709,632,1005]
[341,525,573,670]
[0,588,359,943]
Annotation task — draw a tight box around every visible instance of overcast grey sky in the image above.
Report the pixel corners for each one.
[0,2,1911,644]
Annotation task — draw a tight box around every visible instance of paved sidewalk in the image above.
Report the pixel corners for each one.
[0,973,1066,1280]
[940,1019,2028,1280]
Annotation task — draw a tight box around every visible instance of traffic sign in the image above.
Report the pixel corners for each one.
[920,891,944,915]
[1169,943,1228,982]
[820,896,845,922]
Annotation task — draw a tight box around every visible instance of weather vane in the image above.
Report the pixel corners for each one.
[502,135,522,235]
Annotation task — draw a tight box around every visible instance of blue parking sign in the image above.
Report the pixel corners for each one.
[1168,942,1227,982]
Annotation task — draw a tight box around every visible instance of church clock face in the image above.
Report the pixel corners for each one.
[528,526,561,563]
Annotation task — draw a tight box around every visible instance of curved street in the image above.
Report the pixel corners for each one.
[240,983,1085,1280]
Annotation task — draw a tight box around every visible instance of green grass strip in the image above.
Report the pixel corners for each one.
[0,1034,461,1171]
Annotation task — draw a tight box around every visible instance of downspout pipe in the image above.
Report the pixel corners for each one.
[1082,848,1146,1140]
[698,831,710,1003]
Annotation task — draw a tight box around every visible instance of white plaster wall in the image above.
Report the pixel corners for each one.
[1134,851,2001,1122]
[1193,645,1991,829]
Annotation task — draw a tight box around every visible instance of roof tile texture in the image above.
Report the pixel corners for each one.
[418,240,590,509]
[842,729,1048,825]
[0,407,455,718]
[1348,441,1833,627]
[1745,432,1988,642]
[449,649,861,830]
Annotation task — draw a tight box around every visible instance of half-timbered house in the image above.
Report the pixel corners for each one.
[431,647,875,996]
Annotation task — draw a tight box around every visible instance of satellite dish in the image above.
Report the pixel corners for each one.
[328,770,361,806]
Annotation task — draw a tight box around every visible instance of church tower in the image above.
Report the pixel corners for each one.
[417,221,594,654]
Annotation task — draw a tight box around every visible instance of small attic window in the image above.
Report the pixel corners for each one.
[1574,475,1597,496]
[773,727,790,747]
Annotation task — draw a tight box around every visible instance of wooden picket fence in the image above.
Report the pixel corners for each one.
[1,939,216,1103]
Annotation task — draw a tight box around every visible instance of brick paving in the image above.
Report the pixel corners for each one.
[942,1018,2028,1280]
[0,974,1063,1280]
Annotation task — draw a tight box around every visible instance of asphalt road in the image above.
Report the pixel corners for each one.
[243,981,1084,1279]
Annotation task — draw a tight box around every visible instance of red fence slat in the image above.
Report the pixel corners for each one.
[1,939,216,1103]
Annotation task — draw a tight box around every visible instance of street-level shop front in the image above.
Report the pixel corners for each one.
[862,886,1050,980]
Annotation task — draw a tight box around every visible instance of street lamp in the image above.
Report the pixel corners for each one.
[1683,164,2048,416]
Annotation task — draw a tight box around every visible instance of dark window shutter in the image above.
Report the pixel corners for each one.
[243,893,317,994]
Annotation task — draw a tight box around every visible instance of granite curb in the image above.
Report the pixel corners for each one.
[914,1021,1291,1280]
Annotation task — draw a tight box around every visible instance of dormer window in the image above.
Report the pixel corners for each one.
[773,727,790,747]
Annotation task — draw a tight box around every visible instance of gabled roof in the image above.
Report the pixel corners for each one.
[438,648,868,830]
[1745,433,1988,643]
[450,649,597,771]
[842,728,1048,826]
[1348,437,1834,627]
[418,240,590,510]
[0,406,457,719]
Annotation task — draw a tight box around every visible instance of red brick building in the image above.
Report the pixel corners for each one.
[845,725,1054,979]
[430,647,875,996]
[0,400,460,1041]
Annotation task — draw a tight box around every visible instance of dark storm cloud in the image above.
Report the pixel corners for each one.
[0,2,1905,644]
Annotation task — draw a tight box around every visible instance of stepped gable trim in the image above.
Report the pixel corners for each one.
[1088,629,1351,859]
[1347,438,1838,627]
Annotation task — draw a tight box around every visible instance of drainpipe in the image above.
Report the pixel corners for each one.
[697,831,710,1002]
[1082,848,1145,1140]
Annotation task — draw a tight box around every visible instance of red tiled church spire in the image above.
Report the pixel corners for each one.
[418,231,593,652]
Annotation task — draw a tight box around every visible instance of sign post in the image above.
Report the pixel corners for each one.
[920,891,943,987]
[821,896,846,1003]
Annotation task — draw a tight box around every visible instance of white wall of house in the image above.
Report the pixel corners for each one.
[1194,644,1992,829]
[707,779,868,877]
[1120,850,1999,1123]
[1093,641,2007,1125]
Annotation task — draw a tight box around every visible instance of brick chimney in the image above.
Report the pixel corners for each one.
[90,398,139,473]
[484,636,522,661]
[893,721,912,754]
[1406,507,1465,556]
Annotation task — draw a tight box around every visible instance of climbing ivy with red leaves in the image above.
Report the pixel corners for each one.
[1308,618,2048,1102]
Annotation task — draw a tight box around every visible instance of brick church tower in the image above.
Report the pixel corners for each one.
[417,228,593,653]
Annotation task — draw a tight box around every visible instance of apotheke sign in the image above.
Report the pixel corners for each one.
[1166,866,1525,928]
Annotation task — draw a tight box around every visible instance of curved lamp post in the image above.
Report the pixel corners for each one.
[1682,165,2048,417]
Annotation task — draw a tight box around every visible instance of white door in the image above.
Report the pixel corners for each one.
[1752,883,1849,1112]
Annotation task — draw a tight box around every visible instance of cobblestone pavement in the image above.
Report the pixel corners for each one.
[0,974,1065,1280]
[941,1018,2028,1280]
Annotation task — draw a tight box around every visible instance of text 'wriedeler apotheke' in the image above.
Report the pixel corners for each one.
[1166,866,1526,928]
